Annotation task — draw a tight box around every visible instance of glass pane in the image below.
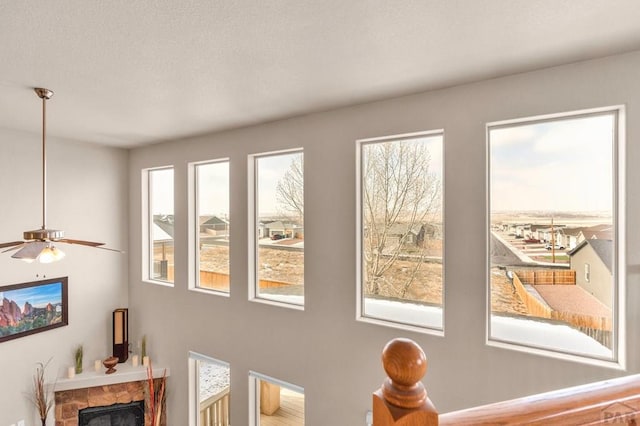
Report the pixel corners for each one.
[196,161,230,292]
[255,152,304,305]
[360,134,444,330]
[149,168,174,283]
[257,379,304,426]
[488,111,617,359]
[198,358,230,426]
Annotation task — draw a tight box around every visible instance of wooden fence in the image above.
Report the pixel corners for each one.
[514,269,576,285]
[512,272,611,332]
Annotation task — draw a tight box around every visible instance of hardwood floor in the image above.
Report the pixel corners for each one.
[260,387,305,425]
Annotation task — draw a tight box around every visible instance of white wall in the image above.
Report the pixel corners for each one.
[0,130,128,425]
[128,50,640,425]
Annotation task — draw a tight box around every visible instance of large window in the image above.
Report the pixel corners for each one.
[487,107,624,365]
[190,160,230,294]
[249,372,304,425]
[189,352,230,426]
[145,167,174,285]
[249,150,304,308]
[357,131,444,331]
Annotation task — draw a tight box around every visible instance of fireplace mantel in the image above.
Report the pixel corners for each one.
[53,363,170,392]
[53,363,169,426]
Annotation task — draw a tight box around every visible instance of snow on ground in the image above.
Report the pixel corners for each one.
[491,315,612,358]
[200,362,230,401]
[364,298,443,329]
[365,299,610,358]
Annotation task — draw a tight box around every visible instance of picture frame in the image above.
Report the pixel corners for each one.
[0,276,68,343]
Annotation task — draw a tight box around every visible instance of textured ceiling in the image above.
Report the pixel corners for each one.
[2,1,640,148]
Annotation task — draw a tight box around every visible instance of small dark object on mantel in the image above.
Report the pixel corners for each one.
[103,356,118,374]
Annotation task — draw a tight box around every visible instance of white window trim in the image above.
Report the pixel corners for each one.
[187,158,231,297]
[355,130,445,335]
[485,105,626,369]
[248,371,304,426]
[142,166,175,287]
[248,149,305,310]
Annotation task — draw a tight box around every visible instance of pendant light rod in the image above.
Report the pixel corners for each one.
[34,88,53,231]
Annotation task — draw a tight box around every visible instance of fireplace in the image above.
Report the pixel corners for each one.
[53,363,169,426]
[79,401,144,426]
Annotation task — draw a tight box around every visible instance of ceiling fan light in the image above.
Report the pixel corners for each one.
[39,245,65,263]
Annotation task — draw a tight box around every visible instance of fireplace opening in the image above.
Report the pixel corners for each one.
[78,400,144,426]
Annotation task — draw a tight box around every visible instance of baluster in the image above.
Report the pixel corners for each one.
[373,338,438,426]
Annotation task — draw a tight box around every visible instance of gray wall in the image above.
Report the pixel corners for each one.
[0,129,128,425]
[128,50,640,425]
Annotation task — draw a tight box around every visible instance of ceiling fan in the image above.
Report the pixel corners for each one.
[0,88,122,263]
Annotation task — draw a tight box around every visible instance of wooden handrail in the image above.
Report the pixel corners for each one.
[200,386,230,426]
[373,338,640,425]
[440,374,640,425]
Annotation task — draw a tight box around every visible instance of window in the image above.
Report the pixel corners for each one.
[249,372,304,425]
[357,131,444,332]
[144,167,174,285]
[585,263,591,283]
[249,150,304,308]
[190,160,230,294]
[487,107,624,365]
[189,352,230,426]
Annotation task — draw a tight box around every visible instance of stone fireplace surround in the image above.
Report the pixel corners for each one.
[53,363,169,426]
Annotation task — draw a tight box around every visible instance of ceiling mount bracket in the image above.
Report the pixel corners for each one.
[34,88,54,100]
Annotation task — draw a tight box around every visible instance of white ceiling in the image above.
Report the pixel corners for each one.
[2,1,640,148]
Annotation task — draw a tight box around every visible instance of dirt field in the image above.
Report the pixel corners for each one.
[198,243,527,315]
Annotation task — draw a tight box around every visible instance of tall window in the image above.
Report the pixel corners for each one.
[189,352,230,426]
[249,372,304,425]
[488,107,623,364]
[250,150,304,308]
[357,131,444,331]
[191,160,230,294]
[146,167,174,284]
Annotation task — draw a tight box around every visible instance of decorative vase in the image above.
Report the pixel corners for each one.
[103,356,119,374]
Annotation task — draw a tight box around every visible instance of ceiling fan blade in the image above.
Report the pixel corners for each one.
[57,238,124,253]
[0,241,25,249]
[96,246,125,253]
[12,241,47,260]
[2,243,25,253]
[57,238,105,247]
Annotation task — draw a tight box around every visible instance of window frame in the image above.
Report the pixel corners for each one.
[248,371,304,426]
[142,166,175,287]
[248,148,305,310]
[188,158,231,297]
[188,351,231,426]
[355,130,445,335]
[485,105,626,369]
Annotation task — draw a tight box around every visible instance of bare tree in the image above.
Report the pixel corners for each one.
[276,154,304,221]
[362,139,441,297]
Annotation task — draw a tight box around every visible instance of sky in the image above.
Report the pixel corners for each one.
[490,112,615,212]
[257,151,302,217]
[197,160,229,217]
[150,153,302,218]
[0,282,62,308]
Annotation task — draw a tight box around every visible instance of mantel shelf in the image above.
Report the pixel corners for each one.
[52,362,170,392]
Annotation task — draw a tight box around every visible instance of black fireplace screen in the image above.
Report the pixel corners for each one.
[78,401,144,426]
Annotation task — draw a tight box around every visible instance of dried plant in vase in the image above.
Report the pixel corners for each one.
[29,359,54,426]
[74,345,83,374]
[146,361,167,426]
[141,335,147,359]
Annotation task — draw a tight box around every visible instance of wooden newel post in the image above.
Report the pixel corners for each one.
[373,338,438,426]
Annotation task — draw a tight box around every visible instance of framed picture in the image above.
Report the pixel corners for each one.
[0,276,68,343]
